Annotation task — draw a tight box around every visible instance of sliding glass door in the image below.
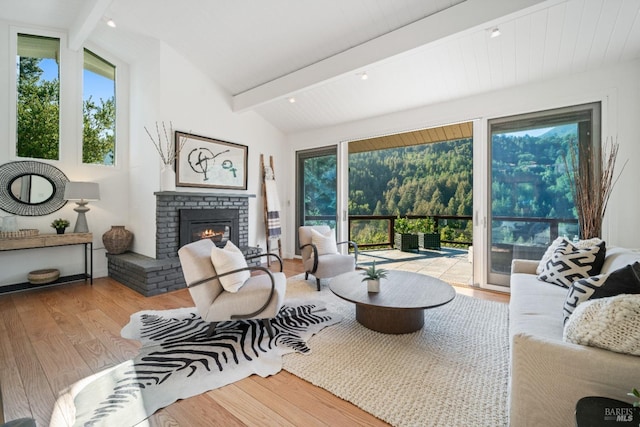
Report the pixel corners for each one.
[295,146,338,255]
[487,103,600,286]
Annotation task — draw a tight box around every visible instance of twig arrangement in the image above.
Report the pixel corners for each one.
[144,121,187,166]
[564,137,627,239]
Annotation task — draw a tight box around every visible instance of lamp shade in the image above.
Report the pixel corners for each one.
[64,182,100,201]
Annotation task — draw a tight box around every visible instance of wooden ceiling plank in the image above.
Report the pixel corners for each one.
[348,122,473,153]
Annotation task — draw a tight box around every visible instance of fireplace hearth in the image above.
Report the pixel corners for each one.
[106,192,259,296]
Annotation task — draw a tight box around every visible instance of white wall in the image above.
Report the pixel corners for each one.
[127,41,288,259]
[286,60,640,257]
[0,23,287,288]
[0,21,131,286]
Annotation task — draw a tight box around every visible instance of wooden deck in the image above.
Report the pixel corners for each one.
[358,247,473,287]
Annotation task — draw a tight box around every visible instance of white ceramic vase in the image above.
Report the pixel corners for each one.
[161,166,176,191]
[367,279,380,293]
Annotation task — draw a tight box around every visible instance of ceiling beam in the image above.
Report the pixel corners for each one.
[68,0,113,51]
[232,0,552,113]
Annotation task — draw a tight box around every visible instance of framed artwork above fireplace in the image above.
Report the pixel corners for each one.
[175,131,248,190]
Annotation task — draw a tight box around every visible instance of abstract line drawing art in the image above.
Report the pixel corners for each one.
[176,131,248,189]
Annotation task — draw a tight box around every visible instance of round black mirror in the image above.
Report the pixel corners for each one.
[0,161,68,216]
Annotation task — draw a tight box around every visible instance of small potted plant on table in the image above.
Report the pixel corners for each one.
[361,261,388,293]
[51,218,70,234]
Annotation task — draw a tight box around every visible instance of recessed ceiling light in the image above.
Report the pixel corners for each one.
[105,17,116,28]
[288,97,296,104]
[490,27,501,38]
[358,72,369,81]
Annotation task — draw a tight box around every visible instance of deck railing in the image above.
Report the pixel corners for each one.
[305,214,578,250]
[348,214,473,248]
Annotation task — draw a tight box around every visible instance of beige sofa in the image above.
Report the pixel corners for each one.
[509,246,640,427]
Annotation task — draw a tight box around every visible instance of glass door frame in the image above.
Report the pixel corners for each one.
[295,145,340,256]
[485,102,601,287]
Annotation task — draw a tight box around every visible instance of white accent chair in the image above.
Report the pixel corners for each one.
[298,225,359,291]
[178,238,286,337]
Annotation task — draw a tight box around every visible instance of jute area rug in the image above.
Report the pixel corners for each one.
[283,274,510,427]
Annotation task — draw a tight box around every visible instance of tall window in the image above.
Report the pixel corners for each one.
[16,34,60,160]
[487,102,600,286]
[83,49,116,165]
[295,147,338,253]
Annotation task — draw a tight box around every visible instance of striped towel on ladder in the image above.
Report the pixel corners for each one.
[264,172,281,238]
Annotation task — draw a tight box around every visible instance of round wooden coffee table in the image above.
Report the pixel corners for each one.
[330,270,455,334]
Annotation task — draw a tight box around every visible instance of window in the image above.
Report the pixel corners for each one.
[16,34,60,160]
[83,49,116,165]
[295,147,338,254]
[487,102,600,286]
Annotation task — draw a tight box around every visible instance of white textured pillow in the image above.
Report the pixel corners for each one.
[536,237,603,274]
[210,241,250,293]
[563,294,640,356]
[311,228,338,255]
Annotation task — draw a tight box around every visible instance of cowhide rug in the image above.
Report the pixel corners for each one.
[50,300,340,427]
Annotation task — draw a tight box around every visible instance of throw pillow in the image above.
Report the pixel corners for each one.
[563,262,640,324]
[563,294,640,356]
[210,241,250,293]
[310,228,338,255]
[536,237,603,274]
[538,240,606,288]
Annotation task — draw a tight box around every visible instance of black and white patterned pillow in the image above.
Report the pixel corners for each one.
[536,237,603,275]
[538,240,606,288]
[563,262,640,324]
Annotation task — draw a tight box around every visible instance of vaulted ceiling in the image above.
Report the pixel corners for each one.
[2,0,640,134]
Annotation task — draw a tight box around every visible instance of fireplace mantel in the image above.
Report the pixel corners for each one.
[154,191,256,198]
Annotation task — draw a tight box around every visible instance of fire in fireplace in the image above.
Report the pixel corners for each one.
[192,225,229,244]
[179,209,240,249]
[199,227,228,241]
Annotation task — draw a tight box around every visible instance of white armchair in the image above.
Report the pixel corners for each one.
[298,225,358,291]
[178,238,286,337]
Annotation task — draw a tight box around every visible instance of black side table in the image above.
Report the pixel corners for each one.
[576,396,638,427]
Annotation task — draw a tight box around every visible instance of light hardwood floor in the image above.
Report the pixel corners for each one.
[0,258,508,426]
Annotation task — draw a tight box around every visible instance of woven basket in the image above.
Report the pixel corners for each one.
[102,226,134,254]
[28,268,60,285]
[0,229,39,239]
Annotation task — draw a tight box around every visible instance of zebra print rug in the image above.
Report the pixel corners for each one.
[50,300,340,427]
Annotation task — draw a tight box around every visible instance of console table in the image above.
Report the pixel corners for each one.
[0,233,93,294]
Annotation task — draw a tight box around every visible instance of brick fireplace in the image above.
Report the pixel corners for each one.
[106,191,259,296]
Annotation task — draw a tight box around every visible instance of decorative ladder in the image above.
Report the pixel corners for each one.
[261,154,282,266]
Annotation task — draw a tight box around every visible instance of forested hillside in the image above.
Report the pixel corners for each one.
[491,125,576,219]
[348,139,473,245]
[347,127,578,246]
[349,139,473,217]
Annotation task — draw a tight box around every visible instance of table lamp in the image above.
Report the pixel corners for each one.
[64,182,100,233]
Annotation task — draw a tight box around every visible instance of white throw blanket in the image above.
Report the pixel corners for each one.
[264,167,281,238]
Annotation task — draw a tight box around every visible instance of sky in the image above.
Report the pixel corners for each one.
[38,58,114,102]
[502,127,554,138]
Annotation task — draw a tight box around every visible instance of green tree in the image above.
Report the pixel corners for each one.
[83,96,115,164]
[17,57,59,159]
[304,155,336,220]
[16,56,115,164]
